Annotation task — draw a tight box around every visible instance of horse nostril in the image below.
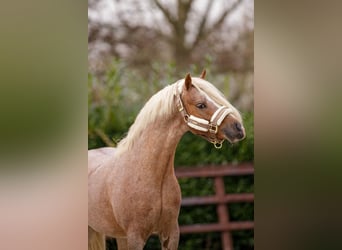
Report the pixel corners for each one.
[234,122,242,132]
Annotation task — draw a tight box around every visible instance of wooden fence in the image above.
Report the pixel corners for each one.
[175,163,254,250]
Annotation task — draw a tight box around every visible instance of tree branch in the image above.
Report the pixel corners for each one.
[177,0,194,24]
[154,0,177,26]
[193,0,243,48]
[94,128,115,147]
[209,0,243,34]
[192,0,215,48]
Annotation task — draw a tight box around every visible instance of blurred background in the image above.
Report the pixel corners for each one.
[88,0,254,249]
[1,0,342,249]
[88,0,253,112]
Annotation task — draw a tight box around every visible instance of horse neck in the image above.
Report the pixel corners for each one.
[124,111,187,177]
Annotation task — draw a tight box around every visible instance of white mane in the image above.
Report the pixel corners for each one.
[115,77,241,154]
[115,83,176,154]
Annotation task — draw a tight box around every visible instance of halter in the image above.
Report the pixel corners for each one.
[175,83,233,149]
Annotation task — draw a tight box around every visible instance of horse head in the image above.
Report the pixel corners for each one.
[176,70,246,148]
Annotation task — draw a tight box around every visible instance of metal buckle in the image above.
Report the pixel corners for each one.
[209,124,218,134]
[177,99,184,112]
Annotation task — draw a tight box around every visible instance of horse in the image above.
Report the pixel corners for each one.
[88,70,246,250]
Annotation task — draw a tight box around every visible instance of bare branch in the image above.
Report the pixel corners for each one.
[94,128,115,147]
[193,0,243,48]
[209,0,243,34]
[177,0,194,23]
[192,0,215,48]
[153,0,176,26]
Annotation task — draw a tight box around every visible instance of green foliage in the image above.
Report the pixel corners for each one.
[89,61,254,249]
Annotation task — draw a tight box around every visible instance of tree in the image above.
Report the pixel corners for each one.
[88,0,253,72]
[153,0,243,65]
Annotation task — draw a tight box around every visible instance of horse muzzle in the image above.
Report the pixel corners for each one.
[222,121,246,143]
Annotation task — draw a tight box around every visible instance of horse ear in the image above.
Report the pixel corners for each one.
[184,73,192,90]
[200,69,206,79]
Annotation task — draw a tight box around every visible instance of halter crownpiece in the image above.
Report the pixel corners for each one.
[175,82,233,149]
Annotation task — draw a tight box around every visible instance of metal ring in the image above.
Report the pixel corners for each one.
[213,141,223,149]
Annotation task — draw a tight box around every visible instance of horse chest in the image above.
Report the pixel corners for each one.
[160,174,181,214]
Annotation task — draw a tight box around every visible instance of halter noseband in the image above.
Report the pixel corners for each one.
[175,83,233,149]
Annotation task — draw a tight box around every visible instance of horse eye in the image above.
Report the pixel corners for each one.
[196,103,206,109]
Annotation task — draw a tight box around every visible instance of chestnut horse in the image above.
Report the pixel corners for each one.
[88,71,246,250]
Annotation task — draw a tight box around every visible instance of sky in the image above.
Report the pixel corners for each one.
[88,0,254,30]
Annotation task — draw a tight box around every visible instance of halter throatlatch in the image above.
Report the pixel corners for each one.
[175,84,233,149]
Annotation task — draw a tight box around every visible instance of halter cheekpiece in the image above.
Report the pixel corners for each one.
[175,82,233,149]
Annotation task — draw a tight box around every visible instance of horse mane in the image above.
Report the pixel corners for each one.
[115,77,240,154]
[116,83,177,154]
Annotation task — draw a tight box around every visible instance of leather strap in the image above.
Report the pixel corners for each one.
[175,83,233,148]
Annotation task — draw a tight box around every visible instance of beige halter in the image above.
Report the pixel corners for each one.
[175,83,233,149]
